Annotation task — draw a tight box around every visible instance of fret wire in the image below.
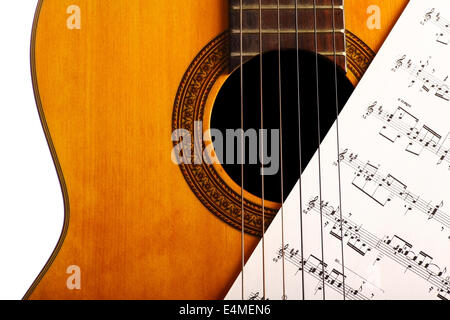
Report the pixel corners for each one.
[231,51,346,56]
[231,29,345,34]
[341,0,348,71]
[228,0,347,71]
[231,5,344,10]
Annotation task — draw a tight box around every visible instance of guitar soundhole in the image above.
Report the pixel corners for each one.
[211,50,354,203]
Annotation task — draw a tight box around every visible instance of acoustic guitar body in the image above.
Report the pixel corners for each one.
[29,0,408,299]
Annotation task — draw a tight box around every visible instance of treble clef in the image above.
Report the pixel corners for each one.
[393,55,406,71]
[339,149,348,162]
[304,196,319,214]
[422,8,435,25]
[363,101,377,119]
[249,292,260,300]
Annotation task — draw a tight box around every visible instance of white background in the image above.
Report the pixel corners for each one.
[0,1,65,299]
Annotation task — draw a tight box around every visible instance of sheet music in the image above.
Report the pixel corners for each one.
[226,0,450,300]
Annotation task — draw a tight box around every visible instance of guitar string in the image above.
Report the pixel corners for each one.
[295,0,306,300]
[259,0,267,300]
[239,0,245,301]
[313,0,327,299]
[331,0,347,300]
[277,0,287,300]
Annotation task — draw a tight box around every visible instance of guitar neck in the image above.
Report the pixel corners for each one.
[229,0,346,71]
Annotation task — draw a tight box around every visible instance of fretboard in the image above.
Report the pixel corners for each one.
[229,0,346,71]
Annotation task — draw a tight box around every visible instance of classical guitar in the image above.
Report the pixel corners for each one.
[0,1,64,300]
[26,0,408,299]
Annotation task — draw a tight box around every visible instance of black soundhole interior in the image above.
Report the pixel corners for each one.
[211,50,354,203]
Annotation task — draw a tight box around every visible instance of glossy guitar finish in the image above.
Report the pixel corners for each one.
[29,0,408,299]
[0,1,66,299]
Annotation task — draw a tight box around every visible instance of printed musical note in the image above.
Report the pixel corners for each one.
[248,292,261,300]
[226,2,450,301]
[385,235,414,258]
[421,8,450,45]
[351,162,395,206]
[274,246,369,300]
[273,244,289,263]
[437,287,450,300]
[338,150,450,229]
[347,234,371,256]
[392,55,450,101]
[363,101,450,170]
[304,196,319,214]
[248,292,268,300]
[303,197,450,300]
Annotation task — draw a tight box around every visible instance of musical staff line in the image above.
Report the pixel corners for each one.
[303,196,450,300]
[226,2,450,301]
[392,55,450,101]
[363,101,450,169]
[248,292,266,300]
[337,149,450,229]
[274,246,369,300]
[334,259,385,294]
[421,8,450,45]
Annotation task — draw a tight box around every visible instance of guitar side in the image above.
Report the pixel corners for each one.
[0,1,66,300]
[29,0,407,300]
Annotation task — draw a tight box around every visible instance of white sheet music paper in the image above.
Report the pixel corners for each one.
[226,0,450,300]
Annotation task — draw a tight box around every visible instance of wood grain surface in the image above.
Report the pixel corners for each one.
[29,0,408,300]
